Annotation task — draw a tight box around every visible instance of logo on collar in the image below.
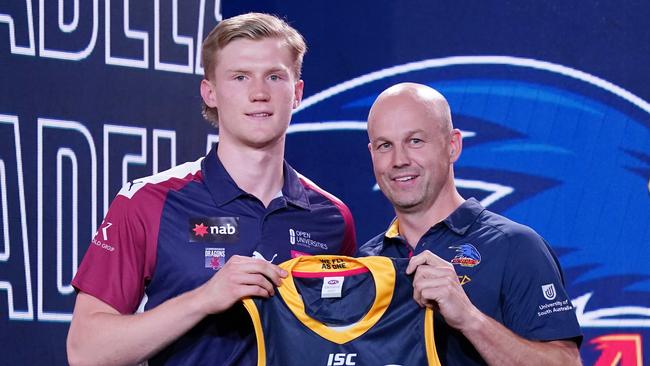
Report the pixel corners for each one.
[189,217,239,243]
[449,243,481,267]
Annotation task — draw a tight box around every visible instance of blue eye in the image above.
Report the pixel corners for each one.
[377,142,391,151]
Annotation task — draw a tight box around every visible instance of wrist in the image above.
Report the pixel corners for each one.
[459,307,488,336]
[186,284,213,317]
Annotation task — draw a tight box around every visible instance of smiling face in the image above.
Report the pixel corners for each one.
[367,84,460,214]
[200,37,304,149]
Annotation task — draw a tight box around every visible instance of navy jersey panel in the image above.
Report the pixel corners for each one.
[72,147,356,365]
[244,256,440,366]
[359,198,582,366]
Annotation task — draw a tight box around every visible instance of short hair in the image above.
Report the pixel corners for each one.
[201,12,307,124]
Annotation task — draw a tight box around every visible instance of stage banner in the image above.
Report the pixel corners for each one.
[1,1,648,364]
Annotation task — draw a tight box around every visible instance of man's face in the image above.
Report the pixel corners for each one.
[201,37,303,148]
[368,95,453,213]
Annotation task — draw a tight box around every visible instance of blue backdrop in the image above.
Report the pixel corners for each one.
[1,1,649,364]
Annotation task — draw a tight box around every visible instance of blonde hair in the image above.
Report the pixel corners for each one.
[201,13,307,124]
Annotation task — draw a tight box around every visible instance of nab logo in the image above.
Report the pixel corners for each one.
[327,353,356,366]
[189,217,239,243]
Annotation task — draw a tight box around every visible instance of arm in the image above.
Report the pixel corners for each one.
[67,256,286,366]
[407,251,581,366]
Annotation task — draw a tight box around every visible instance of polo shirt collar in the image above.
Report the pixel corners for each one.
[202,145,310,209]
[384,198,485,239]
[442,198,485,235]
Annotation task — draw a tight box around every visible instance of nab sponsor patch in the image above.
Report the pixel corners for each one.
[189,217,239,243]
[450,243,481,267]
[205,248,225,270]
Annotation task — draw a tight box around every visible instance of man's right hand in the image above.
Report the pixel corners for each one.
[195,255,288,315]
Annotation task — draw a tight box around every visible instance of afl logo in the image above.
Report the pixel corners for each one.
[289,228,296,245]
[542,284,557,301]
[328,279,340,285]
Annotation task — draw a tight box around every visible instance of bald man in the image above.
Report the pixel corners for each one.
[359,83,582,365]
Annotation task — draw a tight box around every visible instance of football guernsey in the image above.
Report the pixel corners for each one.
[72,146,356,365]
[242,255,441,366]
[359,198,582,366]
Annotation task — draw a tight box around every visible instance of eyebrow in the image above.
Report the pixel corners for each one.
[225,67,289,75]
[371,128,427,142]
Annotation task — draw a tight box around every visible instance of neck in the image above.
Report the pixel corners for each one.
[217,137,285,207]
[396,183,464,248]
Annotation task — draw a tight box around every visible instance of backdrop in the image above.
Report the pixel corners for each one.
[1,1,649,364]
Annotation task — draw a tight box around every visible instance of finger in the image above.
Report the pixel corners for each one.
[236,284,275,299]
[233,273,275,296]
[230,260,287,286]
[413,265,458,285]
[406,250,446,274]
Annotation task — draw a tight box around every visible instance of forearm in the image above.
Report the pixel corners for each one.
[67,288,208,366]
[461,311,581,366]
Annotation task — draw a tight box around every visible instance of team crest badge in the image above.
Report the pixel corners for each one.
[450,243,481,267]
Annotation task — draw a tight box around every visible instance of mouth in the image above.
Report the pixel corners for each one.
[393,175,417,182]
[246,112,273,118]
[390,173,420,185]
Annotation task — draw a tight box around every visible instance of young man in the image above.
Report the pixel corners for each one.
[359,83,582,365]
[67,13,356,366]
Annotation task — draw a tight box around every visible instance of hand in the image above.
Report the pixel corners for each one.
[406,250,481,331]
[194,255,287,315]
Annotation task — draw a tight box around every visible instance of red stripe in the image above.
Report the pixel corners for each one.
[292,267,369,278]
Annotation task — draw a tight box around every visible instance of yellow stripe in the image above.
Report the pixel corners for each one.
[278,255,395,344]
[385,218,400,238]
[242,298,266,366]
[424,308,442,366]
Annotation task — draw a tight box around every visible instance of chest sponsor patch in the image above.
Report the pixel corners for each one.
[288,228,329,250]
[189,217,239,243]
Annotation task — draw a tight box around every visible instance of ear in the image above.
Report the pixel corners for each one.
[367,142,373,153]
[292,79,304,109]
[200,79,218,108]
[449,128,463,163]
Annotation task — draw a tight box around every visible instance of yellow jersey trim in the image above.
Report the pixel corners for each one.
[424,307,441,365]
[242,298,266,366]
[277,255,395,344]
[385,218,400,238]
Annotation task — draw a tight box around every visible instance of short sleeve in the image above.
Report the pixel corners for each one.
[501,227,582,343]
[72,193,155,314]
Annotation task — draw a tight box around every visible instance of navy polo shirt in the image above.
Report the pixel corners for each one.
[73,146,356,365]
[359,198,581,366]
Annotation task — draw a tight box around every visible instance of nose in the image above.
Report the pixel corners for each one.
[392,143,410,168]
[249,78,270,102]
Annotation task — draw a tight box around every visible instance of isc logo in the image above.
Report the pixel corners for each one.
[327,353,357,365]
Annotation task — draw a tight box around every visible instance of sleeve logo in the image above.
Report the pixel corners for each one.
[541,283,557,301]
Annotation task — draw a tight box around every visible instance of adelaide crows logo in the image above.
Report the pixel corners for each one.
[286,56,650,338]
[449,243,481,267]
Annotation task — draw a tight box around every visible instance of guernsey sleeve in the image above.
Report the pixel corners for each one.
[71,188,159,314]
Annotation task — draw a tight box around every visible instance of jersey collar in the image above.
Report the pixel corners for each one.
[385,198,485,239]
[202,145,310,209]
[276,256,395,344]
